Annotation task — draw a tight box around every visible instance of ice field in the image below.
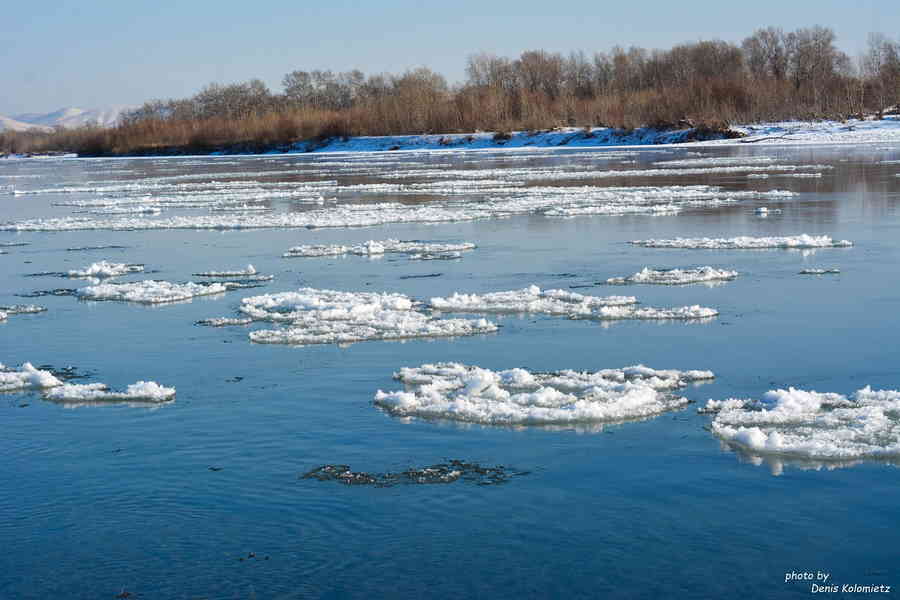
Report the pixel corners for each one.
[2,141,900,598]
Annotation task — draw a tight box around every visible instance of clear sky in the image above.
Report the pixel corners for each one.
[2,0,896,115]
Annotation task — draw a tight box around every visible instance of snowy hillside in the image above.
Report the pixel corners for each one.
[5,105,135,130]
[0,115,51,132]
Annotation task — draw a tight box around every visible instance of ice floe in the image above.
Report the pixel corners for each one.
[76,280,230,304]
[0,362,62,392]
[192,264,257,277]
[0,361,175,407]
[44,380,175,404]
[429,285,716,320]
[0,304,47,314]
[67,260,144,278]
[606,267,738,285]
[799,268,840,275]
[374,363,714,425]
[1,184,796,231]
[239,287,497,346]
[196,317,254,327]
[283,239,475,259]
[630,235,853,249]
[703,386,900,460]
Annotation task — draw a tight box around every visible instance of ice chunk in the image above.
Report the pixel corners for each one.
[0,362,63,392]
[283,239,475,259]
[630,235,852,249]
[192,265,258,276]
[798,268,840,275]
[45,380,175,403]
[374,362,714,425]
[67,260,144,278]
[429,285,715,320]
[196,317,254,327]
[2,185,797,232]
[0,304,47,314]
[429,285,637,316]
[240,287,497,346]
[76,280,230,304]
[606,267,738,285]
[706,386,900,460]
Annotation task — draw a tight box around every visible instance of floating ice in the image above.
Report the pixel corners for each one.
[66,245,128,252]
[409,251,463,260]
[67,260,144,278]
[193,264,257,277]
[374,363,714,425]
[630,235,853,249]
[606,267,738,285]
[76,280,230,304]
[754,207,782,215]
[45,380,176,404]
[654,156,777,168]
[799,268,840,275]
[0,304,47,314]
[429,286,637,316]
[705,386,900,460]
[240,287,497,346]
[0,362,63,392]
[196,317,254,327]
[283,239,475,259]
[429,285,716,320]
[1,185,796,232]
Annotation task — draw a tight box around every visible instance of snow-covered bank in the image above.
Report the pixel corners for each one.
[289,117,900,153]
[293,126,737,154]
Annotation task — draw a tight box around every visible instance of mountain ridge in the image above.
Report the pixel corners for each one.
[0,106,135,131]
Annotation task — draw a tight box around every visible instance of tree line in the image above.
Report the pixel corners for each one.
[4,26,899,155]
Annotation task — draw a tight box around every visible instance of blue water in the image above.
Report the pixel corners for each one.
[1,145,899,599]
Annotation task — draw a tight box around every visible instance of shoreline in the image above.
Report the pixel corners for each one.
[3,117,899,160]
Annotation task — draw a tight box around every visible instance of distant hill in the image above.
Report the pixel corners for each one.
[0,115,52,132]
[3,106,136,130]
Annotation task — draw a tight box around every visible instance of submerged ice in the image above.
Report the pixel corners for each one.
[374,363,715,425]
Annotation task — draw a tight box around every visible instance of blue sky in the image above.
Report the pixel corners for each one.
[2,0,895,115]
